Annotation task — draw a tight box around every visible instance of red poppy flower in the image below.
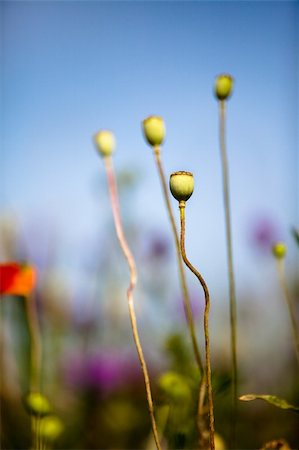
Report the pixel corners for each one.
[0,262,37,297]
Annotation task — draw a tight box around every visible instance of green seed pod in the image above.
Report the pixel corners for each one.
[142,116,165,147]
[39,416,64,441]
[24,392,51,417]
[169,171,194,202]
[214,74,234,101]
[94,130,116,157]
[272,242,287,259]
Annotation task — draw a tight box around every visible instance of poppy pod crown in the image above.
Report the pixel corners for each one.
[169,171,194,202]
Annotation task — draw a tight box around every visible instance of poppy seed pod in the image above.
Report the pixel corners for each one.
[94,130,116,157]
[214,74,234,101]
[169,171,194,202]
[272,242,287,259]
[142,116,165,147]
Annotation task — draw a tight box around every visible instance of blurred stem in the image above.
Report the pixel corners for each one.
[179,202,215,450]
[32,417,37,450]
[276,258,299,366]
[32,416,41,450]
[197,374,209,449]
[153,146,204,375]
[103,156,162,450]
[25,294,42,450]
[24,294,41,392]
[37,416,42,450]
[219,100,238,447]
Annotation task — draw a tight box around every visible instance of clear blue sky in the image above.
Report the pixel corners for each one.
[1,1,298,294]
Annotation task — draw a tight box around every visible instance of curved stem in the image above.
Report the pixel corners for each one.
[154,148,206,447]
[153,147,203,375]
[179,203,215,450]
[103,156,162,450]
[276,259,299,366]
[219,100,238,447]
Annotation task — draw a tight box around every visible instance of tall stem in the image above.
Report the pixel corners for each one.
[103,156,162,450]
[24,293,43,450]
[24,294,42,392]
[153,147,203,375]
[154,148,206,447]
[276,259,299,366]
[179,203,215,450]
[219,100,238,446]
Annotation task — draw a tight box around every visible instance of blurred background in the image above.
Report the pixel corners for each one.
[1,1,298,449]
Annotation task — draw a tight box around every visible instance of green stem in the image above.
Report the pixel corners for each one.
[153,147,204,375]
[179,202,215,450]
[154,148,207,447]
[32,416,38,450]
[103,156,162,450]
[276,259,299,366]
[24,294,41,392]
[219,100,238,447]
[25,294,42,449]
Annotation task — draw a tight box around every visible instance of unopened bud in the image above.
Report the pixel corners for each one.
[24,392,51,417]
[94,130,115,157]
[272,242,287,259]
[142,116,165,147]
[40,416,64,441]
[214,74,233,101]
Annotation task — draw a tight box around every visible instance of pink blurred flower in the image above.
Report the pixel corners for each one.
[64,351,142,394]
[143,231,171,261]
[249,216,281,253]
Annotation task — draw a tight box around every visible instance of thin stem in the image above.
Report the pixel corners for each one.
[103,156,162,450]
[37,416,42,450]
[153,147,203,374]
[197,373,209,449]
[153,148,206,447]
[32,416,38,450]
[276,259,299,366]
[219,100,238,447]
[179,203,215,450]
[24,294,42,392]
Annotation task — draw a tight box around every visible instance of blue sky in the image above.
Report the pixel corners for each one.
[1,1,298,296]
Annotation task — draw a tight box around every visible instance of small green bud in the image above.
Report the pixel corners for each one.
[214,74,234,101]
[94,130,115,157]
[24,392,51,417]
[169,171,194,202]
[272,242,287,259]
[39,416,64,441]
[142,115,165,147]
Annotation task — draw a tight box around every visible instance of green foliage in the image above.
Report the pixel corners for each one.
[291,227,299,247]
[164,333,193,374]
[158,371,192,403]
[239,394,299,413]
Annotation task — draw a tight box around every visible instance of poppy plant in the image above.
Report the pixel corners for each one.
[0,262,37,297]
